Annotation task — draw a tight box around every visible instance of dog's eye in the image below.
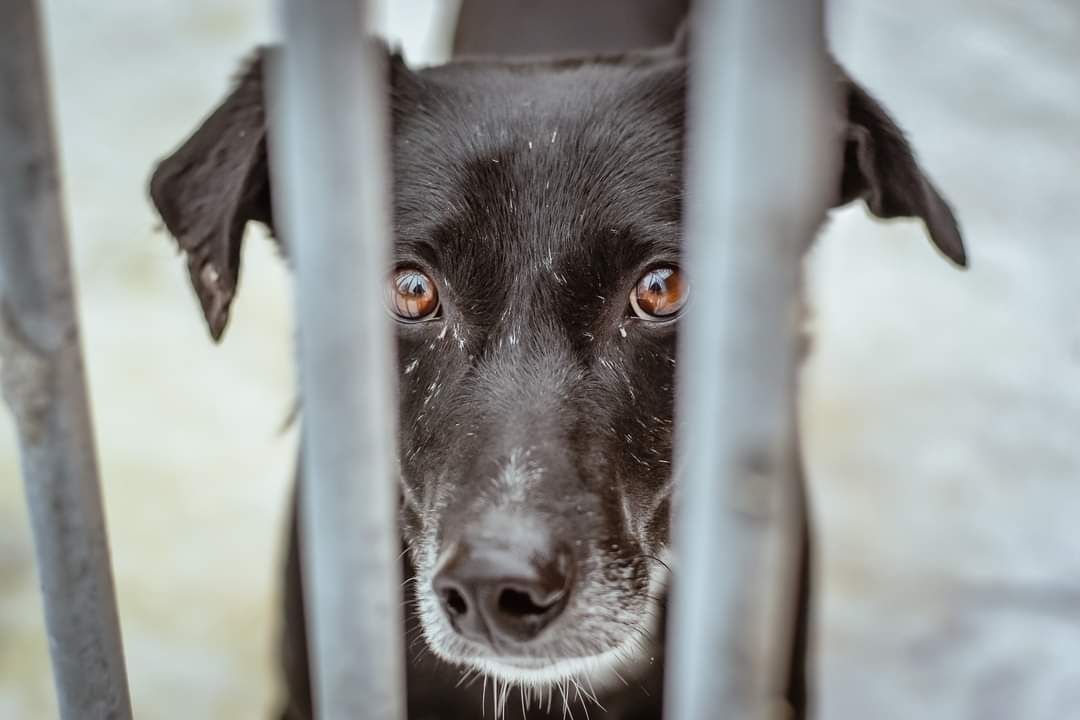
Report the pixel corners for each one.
[387,267,440,321]
[629,267,688,320]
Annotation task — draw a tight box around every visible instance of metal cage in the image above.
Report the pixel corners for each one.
[0,1,834,717]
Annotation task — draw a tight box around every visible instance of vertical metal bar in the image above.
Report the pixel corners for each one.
[665,1,836,719]
[267,1,405,718]
[0,2,134,718]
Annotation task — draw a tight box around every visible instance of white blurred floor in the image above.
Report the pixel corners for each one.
[1,1,1077,718]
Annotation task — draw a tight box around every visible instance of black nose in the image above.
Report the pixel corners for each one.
[432,533,573,645]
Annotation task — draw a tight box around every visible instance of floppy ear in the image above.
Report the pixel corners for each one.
[667,23,965,267]
[149,44,419,341]
[149,49,275,341]
[835,67,967,267]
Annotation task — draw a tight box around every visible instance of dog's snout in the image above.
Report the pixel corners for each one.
[432,532,573,645]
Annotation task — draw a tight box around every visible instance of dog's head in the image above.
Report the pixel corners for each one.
[149,39,964,692]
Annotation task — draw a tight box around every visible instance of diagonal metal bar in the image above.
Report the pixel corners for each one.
[0,1,134,718]
[665,1,837,718]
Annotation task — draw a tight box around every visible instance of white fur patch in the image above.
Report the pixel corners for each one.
[497,448,543,492]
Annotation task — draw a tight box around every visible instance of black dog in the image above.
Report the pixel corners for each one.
[148,4,964,718]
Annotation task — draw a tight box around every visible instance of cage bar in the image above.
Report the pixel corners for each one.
[266,1,405,718]
[0,1,134,718]
[665,1,836,718]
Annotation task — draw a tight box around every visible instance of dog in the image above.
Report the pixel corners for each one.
[148,3,965,718]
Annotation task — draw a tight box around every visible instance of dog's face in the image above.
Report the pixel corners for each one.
[149,42,964,692]
[387,57,688,687]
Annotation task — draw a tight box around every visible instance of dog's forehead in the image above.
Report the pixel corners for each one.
[390,60,685,267]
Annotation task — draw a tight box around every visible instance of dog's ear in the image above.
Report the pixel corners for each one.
[149,45,421,341]
[667,24,965,267]
[149,50,274,341]
[836,67,966,267]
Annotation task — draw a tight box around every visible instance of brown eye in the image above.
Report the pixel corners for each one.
[387,267,439,321]
[629,266,688,320]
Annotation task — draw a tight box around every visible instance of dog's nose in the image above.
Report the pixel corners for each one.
[432,535,572,645]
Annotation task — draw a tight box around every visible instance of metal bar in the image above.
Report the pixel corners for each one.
[266,1,405,718]
[0,2,134,718]
[665,1,836,719]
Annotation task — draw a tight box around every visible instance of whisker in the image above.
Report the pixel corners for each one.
[641,553,671,573]
[455,667,476,689]
[583,675,605,712]
[571,679,588,720]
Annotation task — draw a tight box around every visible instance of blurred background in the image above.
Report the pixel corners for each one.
[1,0,1077,718]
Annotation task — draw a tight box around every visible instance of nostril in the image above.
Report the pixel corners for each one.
[497,586,562,618]
[433,537,575,643]
[440,585,469,618]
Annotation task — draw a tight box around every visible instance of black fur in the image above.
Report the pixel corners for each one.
[148,9,964,720]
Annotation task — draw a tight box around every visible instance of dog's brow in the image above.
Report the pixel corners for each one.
[619,224,682,265]
[391,238,439,269]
